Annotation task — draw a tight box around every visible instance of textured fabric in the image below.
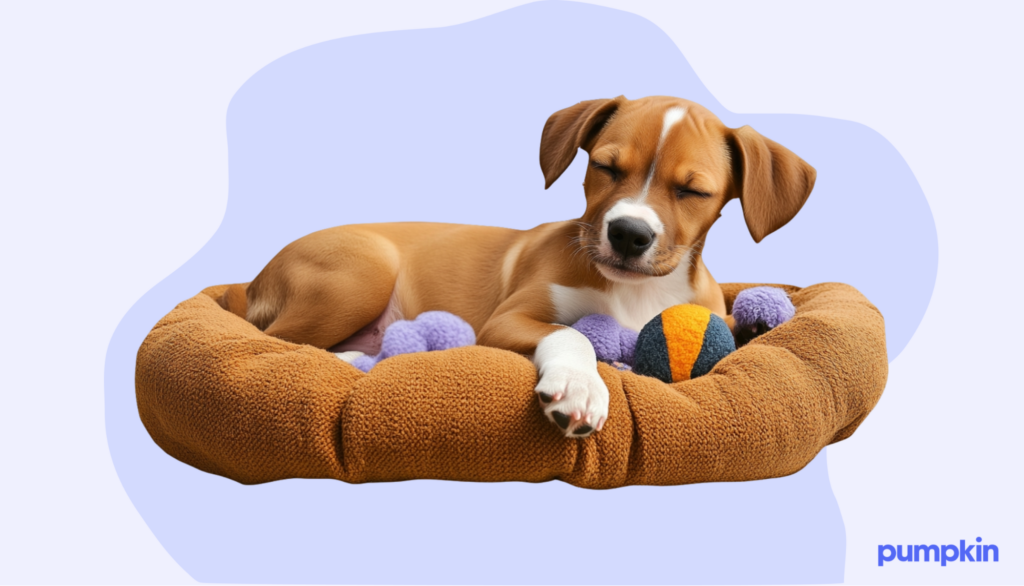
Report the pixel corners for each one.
[136,282,887,488]
[632,314,671,383]
[692,314,736,379]
[661,304,711,381]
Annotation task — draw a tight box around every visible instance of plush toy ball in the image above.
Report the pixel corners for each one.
[571,313,638,365]
[633,304,735,383]
[350,311,475,372]
[732,286,796,347]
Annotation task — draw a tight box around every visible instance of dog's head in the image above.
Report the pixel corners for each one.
[540,96,815,282]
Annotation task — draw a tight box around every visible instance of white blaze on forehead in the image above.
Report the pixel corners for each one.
[638,106,688,201]
[660,106,687,142]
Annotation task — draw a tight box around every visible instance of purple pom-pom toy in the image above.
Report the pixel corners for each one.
[350,311,476,372]
[731,286,796,347]
[571,314,638,370]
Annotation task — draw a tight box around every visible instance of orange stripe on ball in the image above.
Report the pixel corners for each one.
[661,304,711,382]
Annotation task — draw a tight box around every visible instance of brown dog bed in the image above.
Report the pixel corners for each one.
[136,282,886,488]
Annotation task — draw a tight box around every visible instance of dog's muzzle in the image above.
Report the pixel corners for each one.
[607,217,655,258]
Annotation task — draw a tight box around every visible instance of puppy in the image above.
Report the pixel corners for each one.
[219,96,815,438]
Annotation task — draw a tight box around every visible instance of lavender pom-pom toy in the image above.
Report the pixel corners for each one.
[350,311,475,372]
[731,286,796,347]
[571,314,638,367]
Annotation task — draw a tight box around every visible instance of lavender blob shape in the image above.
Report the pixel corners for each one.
[732,286,796,330]
[351,311,476,372]
[571,313,638,365]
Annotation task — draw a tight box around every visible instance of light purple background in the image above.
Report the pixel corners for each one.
[101,2,940,583]
[2,1,1021,585]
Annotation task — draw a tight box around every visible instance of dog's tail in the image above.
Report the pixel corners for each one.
[217,283,249,320]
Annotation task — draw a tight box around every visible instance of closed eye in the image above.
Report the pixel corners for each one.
[590,160,620,181]
[675,187,711,199]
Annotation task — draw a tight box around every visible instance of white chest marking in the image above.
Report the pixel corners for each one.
[548,257,696,332]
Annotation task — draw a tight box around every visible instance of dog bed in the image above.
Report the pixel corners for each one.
[136,282,886,488]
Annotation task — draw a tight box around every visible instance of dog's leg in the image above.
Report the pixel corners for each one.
[248,229,401,349]
[216,283,250,319]
[478,303,609,438]
[533,327,610,437]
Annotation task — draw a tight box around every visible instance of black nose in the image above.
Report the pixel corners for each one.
[607,217,655,258]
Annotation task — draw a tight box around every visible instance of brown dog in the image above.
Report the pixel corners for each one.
[219,96,815,438]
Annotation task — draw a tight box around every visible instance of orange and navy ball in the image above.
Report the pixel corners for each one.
[633,304,736,383]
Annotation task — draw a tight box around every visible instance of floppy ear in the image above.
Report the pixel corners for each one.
[539,96,625,189]
[728,126,817,243]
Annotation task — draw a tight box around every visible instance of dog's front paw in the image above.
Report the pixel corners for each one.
[533,328,609,438]
[536,364,609,437]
